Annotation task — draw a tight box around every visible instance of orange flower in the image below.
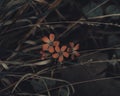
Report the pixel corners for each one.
[52,45,69,63]
[68,42,80,60]
[42,34,59,53]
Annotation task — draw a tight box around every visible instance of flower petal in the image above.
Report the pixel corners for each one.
[61,45,67,52]
[74,44,79,50]
[58,55,64,62]
[40,51,45,56]
[48,46,54,53]
[40,56,45,60]
[63,52,69,58]
[67,48,71,53]
[52,53,59,58]
[40,51,47,60]
[55,46,60,52]
[42,36,50,43]
[71,55,75,60]
[42,44,49,50]
[74,51,80,56]
[69,42,74,47]
[49,34,55,41]
[40,51,43,54]
[53,41,60,46]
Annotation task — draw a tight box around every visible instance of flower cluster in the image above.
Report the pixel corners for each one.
[40,33,80,63]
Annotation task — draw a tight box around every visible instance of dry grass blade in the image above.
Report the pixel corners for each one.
[24,40,37,45]
[66,87,70,96]
[0,82,17,93]
[49,0,62,9]
[12,73,32,93]
[15,92,47,96]
[7,44,21,60]
[23,45,42,52]
[41,21,120,28]
[58,0,110,38]
[33,59,51,66]
[35,76,75,94]
[0,59,9,70]
[88,14,120,19]
[19,59,51,67]
[1,78,11,85]
[41,79,51,96]
[41,75,120,93]
[87,0,109,15]
[34,0,48,4]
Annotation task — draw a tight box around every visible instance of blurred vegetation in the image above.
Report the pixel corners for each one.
[0,0,120,96]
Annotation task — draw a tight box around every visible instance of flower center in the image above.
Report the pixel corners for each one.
[69,48,74,53]
[58,51,63,56]
[49,41,53,46]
